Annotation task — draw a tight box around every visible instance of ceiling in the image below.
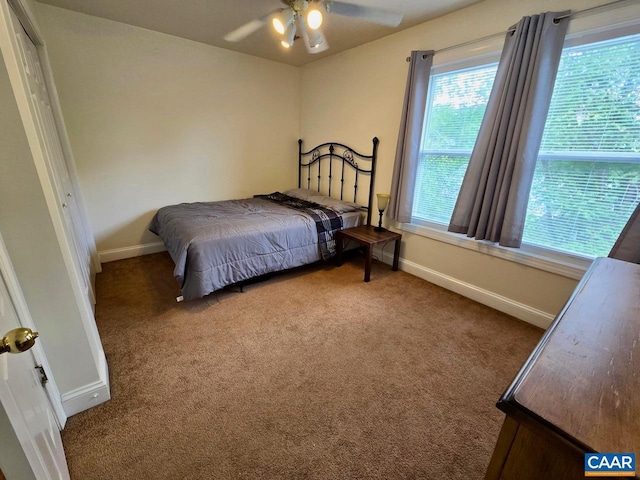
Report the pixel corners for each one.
[36,0,483,66]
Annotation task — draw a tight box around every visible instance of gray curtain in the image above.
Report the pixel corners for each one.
[448,12,569,247]
[388,50,434,223]
[609,202,640,263]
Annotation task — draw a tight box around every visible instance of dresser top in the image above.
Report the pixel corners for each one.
[501,257,640,453]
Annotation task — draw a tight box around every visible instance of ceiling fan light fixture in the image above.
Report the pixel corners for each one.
[272,8,294,35]
[309,38,327,53]
[303,28,328,54]
[306,27,324,48]
[306,5,323,30]
[281,22,297,48]
[224,0,403,56]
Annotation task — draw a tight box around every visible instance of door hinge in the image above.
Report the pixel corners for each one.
[35,364,48,387]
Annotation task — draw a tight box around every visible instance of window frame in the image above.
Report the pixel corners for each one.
[400,16,640,280]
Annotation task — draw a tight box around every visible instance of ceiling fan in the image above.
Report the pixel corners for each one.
[224,0,403,54]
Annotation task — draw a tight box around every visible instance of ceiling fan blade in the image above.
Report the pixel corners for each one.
[224,9,281,42]
[324,1,403,27]
[224,18,266,42]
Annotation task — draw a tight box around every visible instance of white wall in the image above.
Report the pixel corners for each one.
[299,0,640,323]
[32,0,640,326]
[35,3,301,255]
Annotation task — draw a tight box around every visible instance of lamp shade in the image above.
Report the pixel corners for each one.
[281,22,297,48]
[272,9,294,35]
[306,6,323,30]
[303,28,328,53]
[306,27,324,48]
[377,193,390,212]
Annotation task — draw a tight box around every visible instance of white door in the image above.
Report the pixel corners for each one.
[7,7,95,306]
[0,266,70,479]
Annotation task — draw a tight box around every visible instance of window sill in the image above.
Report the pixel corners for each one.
[397,221,592,280]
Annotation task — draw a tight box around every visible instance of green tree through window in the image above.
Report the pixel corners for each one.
[523,34,640,257]
[413,63,497,224]
[413,32,640,259]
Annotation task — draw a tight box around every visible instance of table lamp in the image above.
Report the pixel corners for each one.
[374,194,390,232]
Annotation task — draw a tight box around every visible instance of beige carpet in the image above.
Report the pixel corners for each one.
[62,252,542,479]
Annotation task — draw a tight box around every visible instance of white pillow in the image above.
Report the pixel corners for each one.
[284,188,362,214]
[284,188,319,201]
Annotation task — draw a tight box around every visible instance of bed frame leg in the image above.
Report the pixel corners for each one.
[239,285,244,293]
[176,295,184,303]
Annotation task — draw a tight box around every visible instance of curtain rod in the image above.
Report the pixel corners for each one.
[405,0,634,61]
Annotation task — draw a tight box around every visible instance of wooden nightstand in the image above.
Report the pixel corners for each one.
[335,225,402,282]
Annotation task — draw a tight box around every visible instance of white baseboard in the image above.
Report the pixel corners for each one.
[61,349,110,417]
[99,242,166,263]
[380,250,555,330]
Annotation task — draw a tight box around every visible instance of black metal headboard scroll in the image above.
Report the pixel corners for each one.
[298,138,379,226]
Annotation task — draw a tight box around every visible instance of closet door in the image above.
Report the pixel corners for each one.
[9,9,95,305]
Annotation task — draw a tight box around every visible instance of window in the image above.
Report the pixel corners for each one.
[412,63,497,224]
[412,32,640,260]
[523,33,640,257]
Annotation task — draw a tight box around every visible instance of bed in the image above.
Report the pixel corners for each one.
[149,138,379,301]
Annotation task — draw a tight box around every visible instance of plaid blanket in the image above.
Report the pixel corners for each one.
[256,192,343,260]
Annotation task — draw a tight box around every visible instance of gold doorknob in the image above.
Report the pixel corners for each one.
[0,328,39,355]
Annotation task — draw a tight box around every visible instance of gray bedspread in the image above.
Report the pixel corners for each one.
[149,198,322,300]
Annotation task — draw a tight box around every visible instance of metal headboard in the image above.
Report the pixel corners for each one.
[298,138,379,226]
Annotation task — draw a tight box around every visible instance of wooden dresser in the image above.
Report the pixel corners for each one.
[485,257,639,480]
